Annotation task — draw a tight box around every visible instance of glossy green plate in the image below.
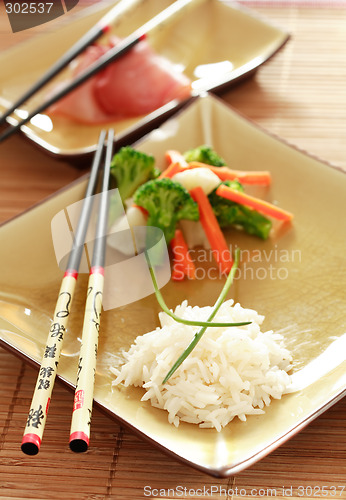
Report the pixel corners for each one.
[0,94,345,476]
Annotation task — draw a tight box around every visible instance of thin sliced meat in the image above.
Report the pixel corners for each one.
[94,37,191,117]
[48,43,111,124]
[48,38,191,124]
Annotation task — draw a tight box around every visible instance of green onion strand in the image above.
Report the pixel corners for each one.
[161,248,244,383]
[146,248,248,384]
[147,250,249,330]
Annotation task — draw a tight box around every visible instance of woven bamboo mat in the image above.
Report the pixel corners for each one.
[223,4,346,171]
[1,2,346,499]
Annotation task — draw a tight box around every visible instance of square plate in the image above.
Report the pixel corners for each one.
[1,94,345,476]
[0,0,289,159]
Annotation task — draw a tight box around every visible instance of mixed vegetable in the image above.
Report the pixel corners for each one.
[208,180,272,239]
[133,178,199,244]
[109,144,293,280]
[110,146,158,201]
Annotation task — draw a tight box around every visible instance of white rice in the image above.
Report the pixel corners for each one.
[111,300,292,431]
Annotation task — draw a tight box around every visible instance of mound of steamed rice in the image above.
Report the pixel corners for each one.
[111,300,292,431]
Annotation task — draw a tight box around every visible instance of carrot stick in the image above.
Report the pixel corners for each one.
[165,150,188,167]
[189,186,233,274]
[170,229,196,280]
[186,161,271,185]
[216,184,293,221]
[158,162,184,179]
[171,262,186,281]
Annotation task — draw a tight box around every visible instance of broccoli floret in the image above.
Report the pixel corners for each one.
[208,180,272,239]
[133,178,199,243]
[110,146,156,201]
[183,145,226,167]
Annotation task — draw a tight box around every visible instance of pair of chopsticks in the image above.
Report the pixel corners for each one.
[0,0,142,129]
[21,130,114,456]
[0,0,203,143]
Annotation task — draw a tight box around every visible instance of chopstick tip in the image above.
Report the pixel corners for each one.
[21,433,41,456]
[69,432,89,453]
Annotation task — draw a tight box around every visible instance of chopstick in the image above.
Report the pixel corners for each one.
[0,0,203,144]
[0,35,143,143]
[0,0,143,127]
[21,130,107,456]
[69,130,114,453]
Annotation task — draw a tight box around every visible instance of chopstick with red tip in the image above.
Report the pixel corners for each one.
[0,0,143,128]
[21,130,107,456]
[0,0,204,143]
[69,129,114,453]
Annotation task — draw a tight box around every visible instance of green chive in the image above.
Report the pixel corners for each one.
[162,248,243,383]
[147,249,249,330]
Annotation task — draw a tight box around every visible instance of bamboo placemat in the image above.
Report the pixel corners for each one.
[223,4,346,171]
[0,2,346,499]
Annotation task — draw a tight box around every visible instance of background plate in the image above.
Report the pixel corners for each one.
[0,94,345,476]
[0,0,289,159]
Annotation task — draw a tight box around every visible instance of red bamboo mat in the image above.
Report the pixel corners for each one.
[0,2,346,499]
